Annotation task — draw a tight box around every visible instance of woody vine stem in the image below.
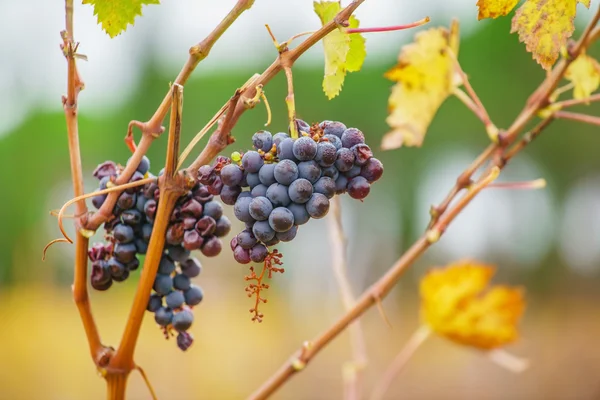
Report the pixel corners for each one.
[58,0,600,399]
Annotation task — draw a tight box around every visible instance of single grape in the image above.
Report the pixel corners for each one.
[144,182,159,200]
[262,236,280,247]
[306,193,330,219]
[114,243,137,264]
[313,177,336,199]
[273,132,290,147]
[345,165,362,179]
[252,220,276,242]
[258,163,277,186]
[320,120,347,138]
[121,209,143,226]
[295,119,311,134]
[91,260,111,286]
[316,141,337,167]
[360,157,384,182]
[91,278,113,291]
[180,199,203,218]
[193,184,214,203]
[252,130,273,152]
[287,203,310,225]
[126,258,140,271]
[351,143,373,166]
[154,274,173,296]
[335,175,348,194]
[135,239,148,255]
[274,159,299,185]
[135,155,151,175]
[249,244,268,263]
[198,165,216,185]
[147,294,163,312]
[207,176,224,195]
[277,225,298,242]
[184,285,204,306]
[251,184,268,198]
[277,138,298,161]
[220,185,242,206]
[249,196,273,221]
[173,274,191,291]
[214,216,232,237]
[144,199,157,221]
[341,128,365,148]
[168,246,190,262]
[177,331,194,351]
[195,216,215,236]
[233,245,251,264]
[297,160,322,184]
[335,148,355,172]
[288,178,313,204]
[94,161,116,180]
[237,229,258,249]
[293,136,318,161]
[321,166,339,181]
[324,134,342,150]
[108,258,128,280]
[92,194,107,210]
[181,257,202,278]
[142,223,153,242]
[166,223,185,246]
[172,309,194,332]
[266,183,291,207]
[234,196,254,223]
[220,164,244,186]
[166,290,186,309]
[154,307,173,326]
[269,207,294,232]
[183,230,204,251]
[117,191,136,210]
[242,151,264,173]
[347,176,371,200]
[113,223,134,244]
[201,236,222,257]
[158,256,176,275]
[246,172,261,189]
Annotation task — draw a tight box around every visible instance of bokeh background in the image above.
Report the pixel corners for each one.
[1,0,600,399]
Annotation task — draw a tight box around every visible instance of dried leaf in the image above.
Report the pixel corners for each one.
[83,0,160,38]
[382,21,461,149]
[565,52,600,101]
[476,0,521,19]
[420,260,525,350]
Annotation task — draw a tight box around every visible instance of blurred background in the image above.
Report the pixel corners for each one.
[1,0,600,399]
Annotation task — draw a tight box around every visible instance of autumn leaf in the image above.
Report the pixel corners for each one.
[83,0,160,38]
[511,0,590,70]
[382,21,461,149]
[565,52,600,101]
[314,1,367,99]
[420,260,525,350]
[476,0,521,19]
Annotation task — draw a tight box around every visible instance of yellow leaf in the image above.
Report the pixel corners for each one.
[511,0,590,70]
[314,1,367,99]
[382,21,461,149]
[420,260,525,350]
[476,0,521,20]
[83,0,160,38]
[565,52,600,101]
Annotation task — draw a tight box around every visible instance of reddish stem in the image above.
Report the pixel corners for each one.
[346,17,429,34]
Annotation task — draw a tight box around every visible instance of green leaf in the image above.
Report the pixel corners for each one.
[83,0,160,38]
[314,1,367,99]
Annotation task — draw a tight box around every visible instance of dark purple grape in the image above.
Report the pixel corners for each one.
[154,307,173,326]
[173,273,191,291]
[172,309,194,332]
[168,246,191,262]
[320,120,347,138]
[203,201,223,220]
[147,294,163,312]
[277,138,298,161]
[181,258,202,278]
[220,184,241,205]
[193,184,213,203]
[214,216,232,237]
[142,224,153,242]
[158,256,176,275]
[154,274,173,296]
[144,182,159,200]
[114,243,137,264]
[182,217,197,230]
[201,236,222,257]
[91,260,111,286]
[166,290,185,309]
[198,165,216,185]
[117,191,136,210]
[295,119,311,134]
[246,173,261,189]
[239,191,252,199]
[273,132,290,147]
[144,199,157,221]
[351,143,373,166]
[316,142,337,167]
[263,236,280,247]
[237,229,258,249]
[183,230,204,251]
[269,207,294,232]
[234,196,254,223]
[233,245,251,264]
[322,166,339,181]
[306,193,330,219]
[195,216,216,236]
[266,183,291,207]
[249,196,273,221]
[91,278,113,291]
[324,134,342,150]
[242,151,264,173]
[252,130,273,152]
[135,239,148,254]
[126,171,145,194]
[126,258,140,271]
[297,160,321,184]
[335,148,355,172]
[134,155,150,175]
[92,194,107,210]
[121,209,142,226]
[348,176,371,200]
[249,244,268,263]
[113,224,134,243]
[93,161,117,180]
[293,136,318,161]
[252,220,276,242]
[108,257,128,280]
[274,159,299,185]
[177,332,194,351]
[361,158,384,182]
[341,128,365,148]
[335,175,348,194]
[220,164,244,186]
[184,286,204,306]
[345,165,361,178]
[288,178,313,204]
[258,163,277,186]
[313,177,336,199]
[181,199,203,218]
[277,225,298,242]
[207,176,224,195]
[251,184,268,198]
[166,222,185,246]
[99,176,111,190]
[287,203,310,225]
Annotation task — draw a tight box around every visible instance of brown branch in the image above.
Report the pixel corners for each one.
[554,110,600,126]
[82,0,255,232]
[503,117,555,163]
[555,93,600,108]
[327,198,367,400]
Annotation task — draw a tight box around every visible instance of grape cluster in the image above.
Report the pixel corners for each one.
[88,156,231,350]
[201,120,383,264]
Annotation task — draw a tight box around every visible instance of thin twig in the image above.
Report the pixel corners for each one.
[452,88,488,126]
[369,325,431,400]
[135,365,158,400]
[284,67,298,139]
[328,198,368,400]
[555,93,600,108]
[346,17,430,34]
[554,110,600,126]
[503,117,554,162]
